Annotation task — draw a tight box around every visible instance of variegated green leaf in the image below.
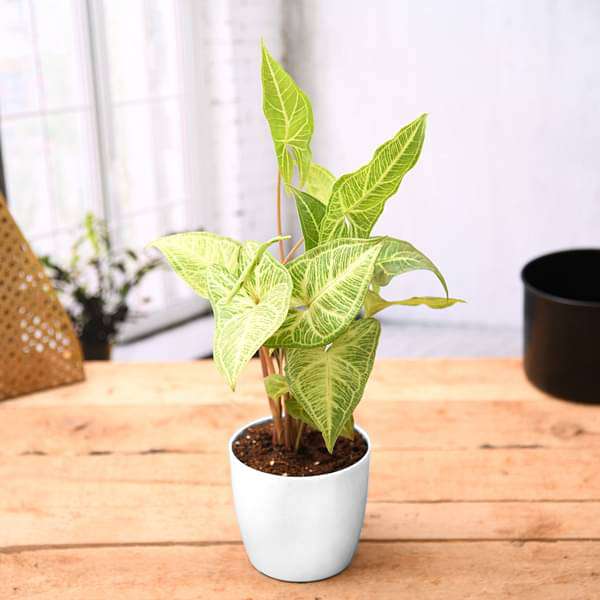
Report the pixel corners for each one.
[364,290,465,317]
[150,232,241,299]
[286,394,354,440]
[264,373,289,400]
[290,187,325,250]
[285,394,318,429]
[266,238,384,348]
[319,114,427,241]
[305,162,335,204]
[340,415,356,440]
[374,237,448,293]
[207,250,292,390]
[286,318,381,452]
[225,235,289,302]
[261,41,313,186]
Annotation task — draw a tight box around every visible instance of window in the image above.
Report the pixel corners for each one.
[0,0,208,336]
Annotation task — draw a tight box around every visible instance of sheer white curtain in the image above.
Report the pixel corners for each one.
[0,0,207,329]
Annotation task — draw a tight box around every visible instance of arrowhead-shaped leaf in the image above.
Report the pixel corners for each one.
[319,114,427,241]
[286,318,381,452]
[150,232,241,299]
[304,162,335,204]
[261,41,313,186]
[266,238,383,348]
[207,246,292,390]
[364,290,465,317]
[290,187,325,250]
[373,237,448,293]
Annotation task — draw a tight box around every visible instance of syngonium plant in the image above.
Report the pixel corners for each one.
[151,42,463,454]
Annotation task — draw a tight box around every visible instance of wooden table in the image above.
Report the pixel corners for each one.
[1,359,599,599]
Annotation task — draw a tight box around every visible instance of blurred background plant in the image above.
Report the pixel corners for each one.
[39,213,161,360]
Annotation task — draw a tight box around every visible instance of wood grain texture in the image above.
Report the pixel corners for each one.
[2,542,599,600]
[3,358,549,407]
[2,470,600,547]
[1,399,596,455]
[1,359,599,598]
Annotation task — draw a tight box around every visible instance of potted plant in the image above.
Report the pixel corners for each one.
[41,213,161,360]
[151,42,462,582]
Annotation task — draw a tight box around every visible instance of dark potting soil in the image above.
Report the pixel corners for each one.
[232,421,368,476]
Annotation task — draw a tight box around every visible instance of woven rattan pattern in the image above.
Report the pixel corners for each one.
[0,196,84,401]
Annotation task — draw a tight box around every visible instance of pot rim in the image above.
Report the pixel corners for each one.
[229,416,371,481]
[521,248,600,308]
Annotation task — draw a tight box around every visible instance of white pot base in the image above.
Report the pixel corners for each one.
[229,417,371,583]
[252,559,352,583]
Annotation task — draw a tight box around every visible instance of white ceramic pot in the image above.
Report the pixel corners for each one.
[229,416,371,582]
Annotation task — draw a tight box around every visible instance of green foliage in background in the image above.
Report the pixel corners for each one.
[41,213,161,346]
[151,42,463,453]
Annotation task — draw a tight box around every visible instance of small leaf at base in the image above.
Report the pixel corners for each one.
[264,373,289,400]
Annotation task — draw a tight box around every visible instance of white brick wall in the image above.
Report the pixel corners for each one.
[190,0,299,244]
[285,0,600,328]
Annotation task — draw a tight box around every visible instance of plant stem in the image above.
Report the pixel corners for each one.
[276,171,285,261]
[283,397,291,449]
[275,348,293,451]
[294,421,304,452]
[259,346,283,444]
[273,169,299,451]
[274,348,283,373]
[269,356,285,446]
[258,347,277,445]
[283,237,304,264]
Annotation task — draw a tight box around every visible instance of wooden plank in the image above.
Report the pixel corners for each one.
[2,542,598,599]
[4,358,549,407]
[370,448,600,502]
[362,501,600,541]
[2,447,600,548]
[2,359,597,597]
[1,466,599,546]
[0,399,596,456]
[4,448,600,503]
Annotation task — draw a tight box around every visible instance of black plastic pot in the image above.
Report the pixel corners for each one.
[522,249,600,404]
[80,338,112,361]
